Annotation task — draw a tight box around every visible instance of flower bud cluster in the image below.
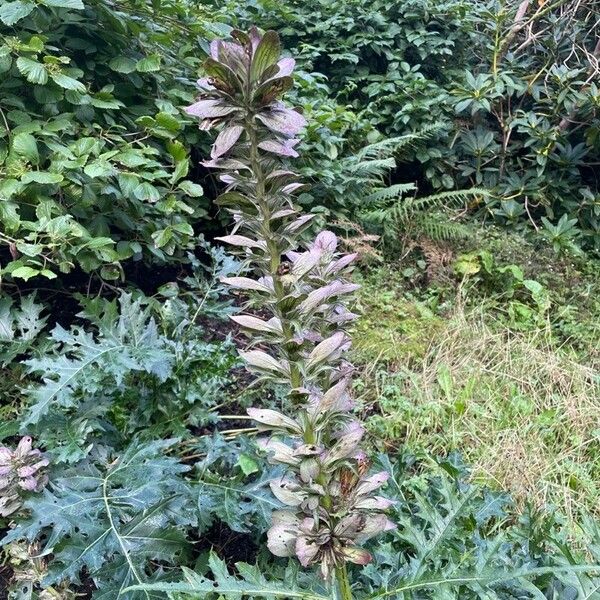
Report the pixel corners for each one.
[186,27,395,580]
[0,437,48,517]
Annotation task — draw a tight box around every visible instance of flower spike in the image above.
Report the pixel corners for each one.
[187,27,395,582]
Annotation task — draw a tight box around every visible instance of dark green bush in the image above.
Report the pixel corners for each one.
[226,0,600,253]
[0,0,222,282]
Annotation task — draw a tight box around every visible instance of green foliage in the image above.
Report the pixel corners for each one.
[0,293,47,366]
[2,5,600,599]
[225,0,600,253]
[128,455,600,599]
[194,434,283,535]
[127,552,329,599]
[453,250,551,328]
[357,455,600,599]
[2,438,196,597]
[362,188,488,245]
[0,0,219,282]
[2,243,240,463]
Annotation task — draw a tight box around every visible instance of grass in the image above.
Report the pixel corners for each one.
[352,259,600,527]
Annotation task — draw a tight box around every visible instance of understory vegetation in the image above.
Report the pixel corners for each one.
[1,0,599,598]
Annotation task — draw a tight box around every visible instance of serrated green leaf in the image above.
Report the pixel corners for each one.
[0,53,12,73]
[118,173,140,196]
[16,57,48,84]
[125,552,329,599]
[20,294,175,425]
[15,241,44,257]
[51,72,86,92]
[12,132,38,164]
[1,439,194,596]
[0,0,34,25]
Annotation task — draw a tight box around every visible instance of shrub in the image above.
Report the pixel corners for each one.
[0,0,216,282]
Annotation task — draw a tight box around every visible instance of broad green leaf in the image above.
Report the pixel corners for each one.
[0,0,34,25]
[84,159,115,178]
[108,56,136,73]
[51,72,86,92]
[134,181,160,202]
[0,53,12,73]
[171,222,194,236]
[42,0,84,8]
[118,173,140,196]
[136,54,161,72]
[12,132,38,164]
[0,201,20,229]
[155,111,181,131]
[453,254,480,276]
[178,180,204,197]
[167,140,187,162]
[152,227,173,248]
[16,57,48,84]
[237,454,260,476]
[15,242,44,257]
[21,171,64,184]
[10,266,40,281]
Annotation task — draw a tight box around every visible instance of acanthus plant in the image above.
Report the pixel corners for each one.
[185,27,395,599]
[0,436,48,518]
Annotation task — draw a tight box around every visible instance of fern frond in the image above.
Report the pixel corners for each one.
[348,157,396,176]
[355,135,421,161]
[359,188,489,243]
[412,214,474,241]
[355,123,444,161]
[399,188,489,218]
[365,183,417,204]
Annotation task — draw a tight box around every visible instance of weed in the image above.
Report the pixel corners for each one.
[354,264,600,528]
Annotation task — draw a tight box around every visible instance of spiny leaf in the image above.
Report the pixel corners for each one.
[125,552,329,599]
[1,439,194,596]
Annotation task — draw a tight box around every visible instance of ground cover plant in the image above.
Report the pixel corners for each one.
[1,0,600,599]
[353,245,600,527]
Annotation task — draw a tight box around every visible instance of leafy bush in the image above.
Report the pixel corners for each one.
[0,0,220,282]
[2,438,196,595]
[131,455,600,598]
[11,248,239,463]
[226,0,600,253]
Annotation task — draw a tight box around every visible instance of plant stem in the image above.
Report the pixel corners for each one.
[245,114,303,389]
[334,565,353,600]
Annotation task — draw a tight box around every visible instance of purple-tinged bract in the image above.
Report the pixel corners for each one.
[186,26,395,580]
